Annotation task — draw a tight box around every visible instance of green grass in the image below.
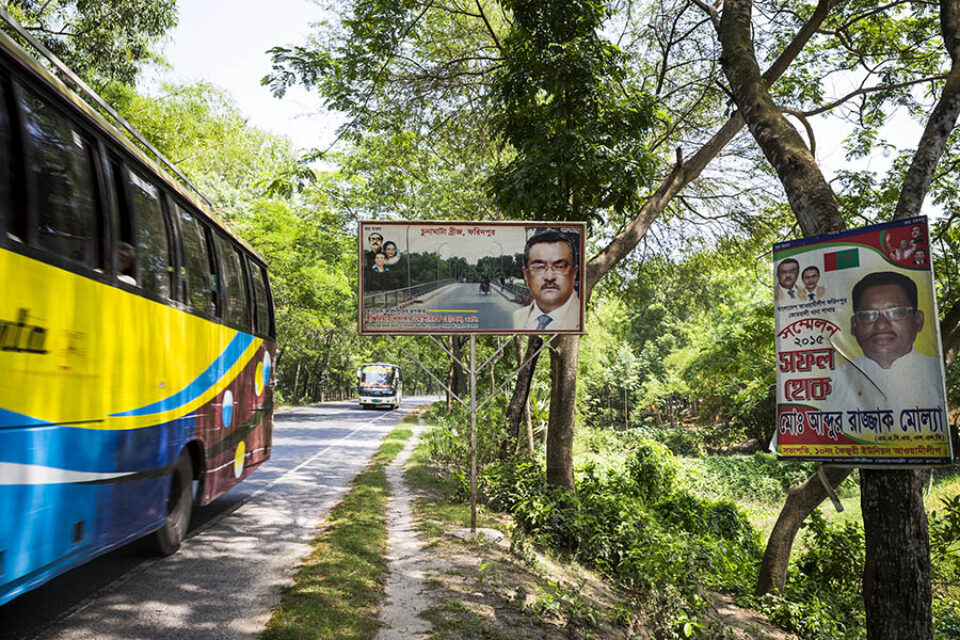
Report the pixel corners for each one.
[405,425,501,538]
[261,420,416,640]
[421,600,514,640]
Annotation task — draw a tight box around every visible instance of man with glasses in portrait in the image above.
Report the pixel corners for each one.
[365,232,384,267]
[834,271,945,411]
[513,230,581,331]
[775,258,800,301]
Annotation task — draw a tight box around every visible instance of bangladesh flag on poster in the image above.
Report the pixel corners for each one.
[823,248,859,271]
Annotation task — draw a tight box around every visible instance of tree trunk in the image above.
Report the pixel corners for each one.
[292,360,302,401]
[312,330,335,401]
[861,469,933,640]
[718,0,842,234]
[451,336,467,397]
[624,386,629,430]
[446,361,453,413]
[755,466,852,595]
[503,336,543,459]
[546,335,578,489]
[718,0,960,632]
[306,350,323,402]
[524,399,535,455]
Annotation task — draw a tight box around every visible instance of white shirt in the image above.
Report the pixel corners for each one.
[832,349,946,412]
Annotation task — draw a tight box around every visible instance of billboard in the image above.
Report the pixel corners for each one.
[773,216,952,466]
[359,221,586,335]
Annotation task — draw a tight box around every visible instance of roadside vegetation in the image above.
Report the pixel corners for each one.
[421,402,960,639]
[261,419,415,640]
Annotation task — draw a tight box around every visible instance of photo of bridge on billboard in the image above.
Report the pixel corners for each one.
[359,221,586,335]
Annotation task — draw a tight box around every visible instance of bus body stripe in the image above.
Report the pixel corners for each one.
[0,462,135,485]
[0,408,50,429]
[109,332,255,418]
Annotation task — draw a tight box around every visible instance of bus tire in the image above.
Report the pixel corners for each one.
[145,452,194,556]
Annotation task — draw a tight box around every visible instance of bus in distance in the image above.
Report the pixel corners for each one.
[357,363,403,409]
[0,21,275,606]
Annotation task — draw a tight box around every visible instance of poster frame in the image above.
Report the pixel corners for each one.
[772,215,953,468]
[358,220,587,336]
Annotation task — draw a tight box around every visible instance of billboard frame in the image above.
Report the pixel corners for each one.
[358,220,587,336]
[772,216,953,468]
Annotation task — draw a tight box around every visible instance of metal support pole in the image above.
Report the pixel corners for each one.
[817,464,844,512]
[470,334,478,533]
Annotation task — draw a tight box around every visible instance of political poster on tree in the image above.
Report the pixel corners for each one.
[359,221,586,335]
[773,216,952,466]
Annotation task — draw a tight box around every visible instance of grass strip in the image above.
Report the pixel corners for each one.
[262,420,416,640]
[405,422,500,538]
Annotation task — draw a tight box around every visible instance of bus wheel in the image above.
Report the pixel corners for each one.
[145,452,194,556]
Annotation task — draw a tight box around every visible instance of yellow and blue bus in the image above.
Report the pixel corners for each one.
[0,26,275,605]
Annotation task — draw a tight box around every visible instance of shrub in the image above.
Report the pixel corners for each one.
[625,439,682,502]
[687,453,857,505]
[755,510,865,639]
[653,490,759,549]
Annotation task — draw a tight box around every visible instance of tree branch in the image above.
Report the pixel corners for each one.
[718,0,844,236]
[803,73,948,116]
[895,0,960,218]
[584,0,841,297]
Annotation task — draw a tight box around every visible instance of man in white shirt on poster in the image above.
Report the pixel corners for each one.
[834,271,944,411]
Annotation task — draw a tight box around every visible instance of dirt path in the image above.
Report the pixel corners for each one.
[375,419,435,640]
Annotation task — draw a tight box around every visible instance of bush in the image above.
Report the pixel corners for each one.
[755,510,865,639]
[625,439,682,502]
[471,447,762,606]
[422,400,510,466]
[687,453,857,505]
[653,490,759,549]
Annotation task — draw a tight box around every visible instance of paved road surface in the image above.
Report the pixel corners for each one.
[424,283,519,327]
[0,397,436,640]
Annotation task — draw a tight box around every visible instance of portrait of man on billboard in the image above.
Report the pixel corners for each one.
[834,270,944,411]
[358,221,585,334]
[513,230,581,331]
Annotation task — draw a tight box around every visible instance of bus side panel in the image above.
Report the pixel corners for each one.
[0,248,268,604]
[0,422,168,605]
[0,414,203,606]
[199,340,275,504]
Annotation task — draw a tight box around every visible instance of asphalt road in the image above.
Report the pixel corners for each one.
[0,397,437,640]
[425,283,518,326]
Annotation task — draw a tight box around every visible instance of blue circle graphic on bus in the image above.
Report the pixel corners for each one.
[222,390,234,427]
[263,352,272,389]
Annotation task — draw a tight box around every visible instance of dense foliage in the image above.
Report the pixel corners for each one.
[423,401,960,638]
[4,0,176,88]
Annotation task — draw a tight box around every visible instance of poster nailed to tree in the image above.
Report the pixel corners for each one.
[773,216,952,466]
[359,221,586,335]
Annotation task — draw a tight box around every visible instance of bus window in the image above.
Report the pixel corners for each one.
[176,203,215,314]
[0,80,19,244]
[127,168,172,298]
[249,259,273,338]
[18,83,97,266]
[214,233,250,330]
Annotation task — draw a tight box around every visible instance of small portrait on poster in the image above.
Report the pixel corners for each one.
[773,216,951,467]
[358,221,586,335]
